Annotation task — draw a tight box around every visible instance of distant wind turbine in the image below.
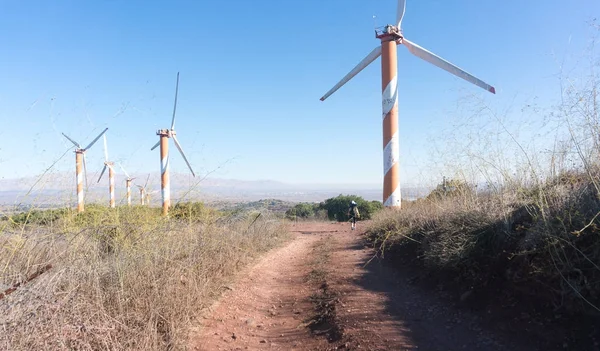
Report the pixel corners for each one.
[119,163,136,207]
[150,72,196,216]
[136,174,150,206]
[97,134,116,208]
[61,128,108,213]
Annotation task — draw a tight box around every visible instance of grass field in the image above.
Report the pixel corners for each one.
[1,203,288,350]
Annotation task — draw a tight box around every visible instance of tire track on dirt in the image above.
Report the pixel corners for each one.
[191,224,336,351]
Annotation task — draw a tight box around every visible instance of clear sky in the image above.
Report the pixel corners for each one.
[0,0,598,187]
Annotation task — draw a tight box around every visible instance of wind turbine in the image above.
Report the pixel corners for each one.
[145,189,160,205]
[320,0,495,209]
[150,72,196,216]
[97,135,116,208]
[136,174,150,206]
[61,128,108,213]
[119,163,136,207]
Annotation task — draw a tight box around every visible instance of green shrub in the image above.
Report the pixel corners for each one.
[319,195,383,222]
[170,201,221,223]
[285,203,319,220]
[8,208,70,226]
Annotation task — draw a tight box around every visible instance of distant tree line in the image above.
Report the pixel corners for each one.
[285,195,383,222]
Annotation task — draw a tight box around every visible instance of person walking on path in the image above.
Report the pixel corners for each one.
[348,201,360,230]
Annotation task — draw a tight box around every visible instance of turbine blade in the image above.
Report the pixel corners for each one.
[144,174,150,188]
[320,46,382,101]
[397,0,406,28]
[84,127,109,150]
[98,164,107,183]
[401,38,496,94]
[172,134,195,177]
[118,162,130,178]
[103,134,109,162]
[171,72,179,130]
[151,140,161,151]
[61,133,80,148]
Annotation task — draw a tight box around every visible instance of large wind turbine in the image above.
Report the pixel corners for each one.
[150,72,196,216]
[61,128,108,213]
[320,0,495,209]
[97,135,116,208]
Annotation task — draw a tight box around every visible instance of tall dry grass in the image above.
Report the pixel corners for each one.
[368,174,600,315]
[367,22,600,318]
[0,204,288,350]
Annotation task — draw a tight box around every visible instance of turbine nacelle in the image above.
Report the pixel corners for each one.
[156,129,176,138]
[375,24,402,39]
[118,163,135,183]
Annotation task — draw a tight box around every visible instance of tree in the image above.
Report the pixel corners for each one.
[319,195,383,222]
[285,203,319,219]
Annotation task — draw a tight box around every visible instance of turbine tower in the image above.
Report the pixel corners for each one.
[61,128,108,213]
[145,189,159,205]
[119,164,136,207]
[320,0,495,208]
[136,174,150,206]
[151,72,196,216]
[97,135,116,208]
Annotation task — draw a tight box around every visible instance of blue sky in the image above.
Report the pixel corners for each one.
[0,0,598,187]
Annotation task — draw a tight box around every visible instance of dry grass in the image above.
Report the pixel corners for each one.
[367,25,600,320]
[0,204,289,350]
[367,174,600,316]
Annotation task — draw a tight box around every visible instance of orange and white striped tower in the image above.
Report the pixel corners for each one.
[136,174,150,206]
[62,128,108,214]
[126,179,132,206]
[108,162,115,208]
[378,29,402,208]
[117,164,135,207]
[139,187,145,205]
[146,191,156,205]
[151,73,196,216]
[320,0,495,208]
[75,150,85,213]
[158,129,171,216]
[98,134,117,208]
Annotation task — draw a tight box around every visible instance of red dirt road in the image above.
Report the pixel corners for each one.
[192,222,537,351]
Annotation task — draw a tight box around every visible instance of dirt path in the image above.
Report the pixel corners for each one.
[192,222,540,351]
[191,223,335,350]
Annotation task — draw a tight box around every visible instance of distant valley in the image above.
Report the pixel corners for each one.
[0,171,432,211]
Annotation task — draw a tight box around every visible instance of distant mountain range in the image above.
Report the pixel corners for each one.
[0,171,432,208]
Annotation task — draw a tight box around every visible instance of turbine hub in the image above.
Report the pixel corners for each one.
[157,129,174,137]
[375,24,402,41]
